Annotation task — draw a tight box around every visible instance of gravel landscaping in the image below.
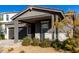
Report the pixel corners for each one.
[0,40,62,53]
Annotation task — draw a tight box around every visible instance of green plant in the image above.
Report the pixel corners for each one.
[32,38,40,46]
[40,38,52,48]
[0,34,4,40]
[62,38,78,52]
[74,29,79,38]
[19,50,25,53]
[51,40,62,50]
[72,48,79,53]
[8,48,14,52]
[22,36,32,46]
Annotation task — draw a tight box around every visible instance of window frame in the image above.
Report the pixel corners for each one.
[6,14,9,21]
[0,14,3,21]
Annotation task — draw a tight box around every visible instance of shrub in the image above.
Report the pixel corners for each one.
[40,38,52,48]
[0,34,4,40]
[62,38,78,52]
[19,50,25,53]
[8,48,14,52]
[74,30,79,38]
[22,36,32,46]
[72,48,79,53]
[51,40,62,50]
[32,38,40,46]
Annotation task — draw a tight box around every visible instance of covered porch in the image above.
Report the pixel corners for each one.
[14,14,56,42]
[12,6,64,43]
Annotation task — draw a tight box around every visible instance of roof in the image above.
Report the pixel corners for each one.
[11,6,65,20]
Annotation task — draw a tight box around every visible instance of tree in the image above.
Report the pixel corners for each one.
[73,14,79,38]
[53,10,78,41]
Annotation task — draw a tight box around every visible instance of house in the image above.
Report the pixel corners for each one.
[0,12,17,39]
[7,6,67,43]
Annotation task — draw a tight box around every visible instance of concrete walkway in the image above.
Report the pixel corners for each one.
[0,40,22,48]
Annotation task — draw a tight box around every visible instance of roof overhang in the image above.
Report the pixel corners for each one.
[11,6,65,20]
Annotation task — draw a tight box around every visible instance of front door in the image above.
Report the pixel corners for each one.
[19,27,27,39]
[41,21,49,41]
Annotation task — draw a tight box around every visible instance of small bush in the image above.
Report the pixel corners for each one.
[72,48,79,53]
[19,50,25,53]
[62,38,78,52]
[32,38,40,46]
[40,38,52,48]
[22,37,32,46]
[8,48,14,52]
[51,40,62,50]
[0,34,4,40]
[74,30,79,38]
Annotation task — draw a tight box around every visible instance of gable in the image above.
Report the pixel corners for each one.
[12,6,64,20]
[17,10,49,19]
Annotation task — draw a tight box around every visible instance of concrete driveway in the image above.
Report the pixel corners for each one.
[0,40,22,47]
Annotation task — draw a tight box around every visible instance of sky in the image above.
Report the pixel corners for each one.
[0,5,79,14]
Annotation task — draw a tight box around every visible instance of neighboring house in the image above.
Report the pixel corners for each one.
[9,6,67,43]
[0,12,17,39]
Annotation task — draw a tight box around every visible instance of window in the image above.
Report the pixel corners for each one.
[0,14,3,21]
[41,21,49,29]
[41,21,49,33]
[40,21,49,39]
[0,25,3,34]
[6,14,9,21]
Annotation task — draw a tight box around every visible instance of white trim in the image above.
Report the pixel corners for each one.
[35,33,40,39]
[5,26,9,40]
[7,27,9,39]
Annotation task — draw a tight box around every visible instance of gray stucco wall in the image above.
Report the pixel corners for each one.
[34,14,67,41]
[35,19,54,40]
[17,10,49,19]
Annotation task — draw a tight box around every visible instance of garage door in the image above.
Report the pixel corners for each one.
[9,27,27,39]
[9,27,14,39]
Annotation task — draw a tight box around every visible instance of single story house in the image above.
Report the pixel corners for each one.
[6,6,68,43]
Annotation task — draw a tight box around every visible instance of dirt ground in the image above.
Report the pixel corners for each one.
[1,45,60,53]
[0,40,63,53]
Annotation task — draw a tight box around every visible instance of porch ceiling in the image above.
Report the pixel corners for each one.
[18,14,51,23]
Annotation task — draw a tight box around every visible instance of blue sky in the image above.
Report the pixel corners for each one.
[0,5,79,13]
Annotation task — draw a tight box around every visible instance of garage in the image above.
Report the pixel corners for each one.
[9,27,27,39]
[9,27,14,39]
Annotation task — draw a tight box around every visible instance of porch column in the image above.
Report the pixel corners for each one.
[51,15,54,40]
[14,20,18,43]
[27,24,28,36]
[55,15,59,41]
[27,24,31,37]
